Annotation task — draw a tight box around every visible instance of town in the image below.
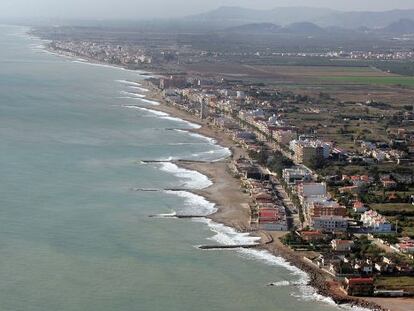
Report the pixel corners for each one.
[144,72,414,299]
[36,28,414,307]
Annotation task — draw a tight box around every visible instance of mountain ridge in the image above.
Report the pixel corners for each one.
[184,6,414,30]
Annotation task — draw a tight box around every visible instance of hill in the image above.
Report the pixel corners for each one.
[282,22,325,34]
[382,18,414,34]
[317,9,414,29]
[185,6,336,27]
[224,23,281,34]
[186,6,414,30]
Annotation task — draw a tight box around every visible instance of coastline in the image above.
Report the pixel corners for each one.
[138,88,387,311]
[36,42,390,311]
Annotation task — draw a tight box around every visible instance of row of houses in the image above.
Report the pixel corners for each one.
[232,159,288,231]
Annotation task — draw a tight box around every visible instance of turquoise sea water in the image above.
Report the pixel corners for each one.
[0,25,362,311]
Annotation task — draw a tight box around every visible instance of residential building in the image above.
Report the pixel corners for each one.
[273,129,297,146]
[299,230,329,243]
[312,216,348,232]
[309,201,347,218]
[353,201,368,213]
[297,183,327,202]
[331,240,354,252]
[282,167,313,185]
[361,210,393,233]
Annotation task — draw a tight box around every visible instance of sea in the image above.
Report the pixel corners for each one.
[0,25,368,311]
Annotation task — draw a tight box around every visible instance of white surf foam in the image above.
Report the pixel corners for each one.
[174,129,215,143]
[268,280,292,287]
[161,116,201,129]
[116,79,142,87]
[122,106,201,129]
[72,60,135,72]
[158,162,212,189]
[167,142,207,146]
[123,105,169,116]
[120,91,146,98]
[196,217,370,310]
[173,130,231,161]
[165,191,217,216]
[129,86,149,92]
[196,218,260,246]
[152,211,177,218]
[119,96,138,100]
[139,98,160,106]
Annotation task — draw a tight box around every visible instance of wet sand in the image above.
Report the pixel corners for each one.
[178,161,252,231]
[364,297,414,311]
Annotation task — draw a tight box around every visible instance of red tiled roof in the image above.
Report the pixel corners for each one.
[353,201,364,208]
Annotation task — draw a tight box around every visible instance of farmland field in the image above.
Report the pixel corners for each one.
[375,276,414,291]
[322,76,414,87]
[246,65,414,89]
[371,203,414,214]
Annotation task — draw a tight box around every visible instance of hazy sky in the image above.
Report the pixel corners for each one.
[2,0,414,19]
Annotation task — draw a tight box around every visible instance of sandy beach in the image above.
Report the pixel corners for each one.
[136,83,414,311]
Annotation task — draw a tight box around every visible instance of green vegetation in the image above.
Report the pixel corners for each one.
[388,216,414,237]
[371,203,414,215]
[322,76,414,87]
[352,236,384,260]
[375,276,414,291]
[280,232,327,251]
[372,234,399,245]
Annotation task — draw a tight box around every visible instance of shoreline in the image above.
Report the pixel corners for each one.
[36,42,390,311]
[112,58,388,310]
[133,85,386,311]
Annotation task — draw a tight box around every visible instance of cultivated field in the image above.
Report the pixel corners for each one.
[323,76,414,87]
[185,62,414,106]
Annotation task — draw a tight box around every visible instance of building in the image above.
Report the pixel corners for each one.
[258,208,288,231]
[254,192,274,204]
[309,201,347,218]
[200,101,208,119]
[297,182,327,198]
[338,185,360,194]
[361,210,393,233]
[282,167,313,185]
[290,139,331,165]
[353,201,368,213]
[381,176,398,189]
[394,237,414,254]
[273,129,297,146]
[299,230,329,243]
[354,260,374,275]
[331,239,354,252]
[344,278,374,296]
[348,175,372,188]
[159,76,188,89]
[294,142,324,165]
[312,216,348,232]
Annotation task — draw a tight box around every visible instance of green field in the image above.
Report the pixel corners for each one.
[371,203,414,214]
[375,276,414,291]
[322,76,414,87]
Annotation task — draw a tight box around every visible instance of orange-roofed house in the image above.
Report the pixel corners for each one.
[331,239,354,252]
[353,201,367,213]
